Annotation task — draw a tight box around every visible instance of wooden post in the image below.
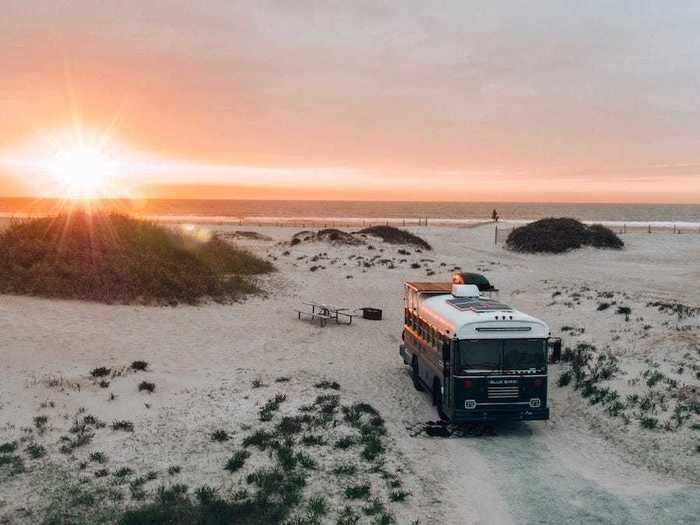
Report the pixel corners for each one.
[673,224,677,234]
[648,224,651,234]
[623,224,626,234]
[494,226,498,245]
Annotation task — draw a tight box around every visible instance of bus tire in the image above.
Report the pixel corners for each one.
[411,358,424,391]
[433,380,448,421]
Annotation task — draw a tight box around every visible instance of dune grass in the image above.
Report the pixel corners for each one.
[358,226,432,250]
[0,211,274,305]
[506,218,623,253]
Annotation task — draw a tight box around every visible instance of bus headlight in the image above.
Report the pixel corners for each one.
[464,400,476,410]
[529,398,541,408]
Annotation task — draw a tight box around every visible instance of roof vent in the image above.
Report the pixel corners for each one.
[452,284,480,298]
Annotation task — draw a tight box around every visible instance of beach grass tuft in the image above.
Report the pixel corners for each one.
[0,211,273,305]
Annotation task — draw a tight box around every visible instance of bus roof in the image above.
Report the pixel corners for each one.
[406,282,550,339]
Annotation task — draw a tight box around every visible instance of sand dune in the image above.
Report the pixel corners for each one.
[1,223,699,524]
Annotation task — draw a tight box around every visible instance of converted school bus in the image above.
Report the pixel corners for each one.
[400,276,560,422]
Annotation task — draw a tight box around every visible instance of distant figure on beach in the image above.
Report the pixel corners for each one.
[491,208,499,222]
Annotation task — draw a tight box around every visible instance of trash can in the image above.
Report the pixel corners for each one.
[361,308,382,321]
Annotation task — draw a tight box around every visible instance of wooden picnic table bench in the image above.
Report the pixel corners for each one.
[296,309,332,327]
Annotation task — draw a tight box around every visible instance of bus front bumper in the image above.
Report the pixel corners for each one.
[451,406,549,422]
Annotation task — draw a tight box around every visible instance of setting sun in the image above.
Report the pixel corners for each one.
[47,142,114,199]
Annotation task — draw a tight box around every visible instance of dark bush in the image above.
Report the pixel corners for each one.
[91,367,112,378]
[588,224,625,249]
[131,361,149,372]
[0,211,273,305]
[224,450,250,473]
[358,226,432,250]
[111,420,135,432]
[138,381,156,394]
[506,218,623,254]
[558,371,572,387]
[210,430,230,442]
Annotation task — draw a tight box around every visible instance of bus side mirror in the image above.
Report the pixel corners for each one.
[548,337,562,364]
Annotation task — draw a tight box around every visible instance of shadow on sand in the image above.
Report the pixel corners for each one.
[407,418,534,438]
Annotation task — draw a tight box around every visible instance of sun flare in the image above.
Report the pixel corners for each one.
[1,126,126,200]
[47,143,115,199]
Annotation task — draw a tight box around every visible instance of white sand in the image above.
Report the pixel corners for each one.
[1,223,699,524]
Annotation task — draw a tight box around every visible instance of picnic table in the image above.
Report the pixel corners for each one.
[296,302,355,327]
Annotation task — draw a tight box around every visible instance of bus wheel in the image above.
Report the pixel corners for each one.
[411,359,424,391]
[433,380,448,421]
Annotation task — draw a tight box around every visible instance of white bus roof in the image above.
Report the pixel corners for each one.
[405,282,550,340]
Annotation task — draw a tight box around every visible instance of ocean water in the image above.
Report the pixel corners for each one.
[1,198,699,227]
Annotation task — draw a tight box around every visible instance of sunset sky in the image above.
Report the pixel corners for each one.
[1,1,699,203]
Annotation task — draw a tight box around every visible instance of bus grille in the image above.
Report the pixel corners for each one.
[488,386,519,399]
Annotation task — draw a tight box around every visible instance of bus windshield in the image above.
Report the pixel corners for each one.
[456,340,501,370]
[457,339,546,373]
[503,339,546,371]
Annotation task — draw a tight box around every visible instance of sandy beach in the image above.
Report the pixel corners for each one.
[1,222,699,524]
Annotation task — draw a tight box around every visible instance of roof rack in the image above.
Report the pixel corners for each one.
[405,282,453,294]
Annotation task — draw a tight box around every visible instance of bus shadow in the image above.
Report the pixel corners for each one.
[407,419,533,439]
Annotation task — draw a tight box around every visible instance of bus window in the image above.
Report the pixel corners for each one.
[456,340,501,371]
[503,339,546,371]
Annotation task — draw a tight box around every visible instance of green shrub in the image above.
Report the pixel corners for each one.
[334,436,356,449]
[111,420,135,432]
[138,381,156,393]
[131,361,149,372]
[616,306,632,321]
[389,490,410,502]
[333,464,357,476]
[307,496,327,517]
[295,452,317,470]
[506,218,623,253]
[276,416,304,436]
[588,224,625,249]
[344,484,371,500]
[89,451,108,464]
[337,506,360,525]
[114,467,134,479]
[276,445,298,471]
[224,450,251,473]
[91,367,112,378]
[640,416,659,430]
[557,371,572,387]
[210,429,230,442]
[259,395,286,421]
[243,429,277,450]
[0,212,272,305]
[25,443,47,459]
[301,434,326,447]
[357,226,432,250]
[314,380,341,390]
[0,441,17,454]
